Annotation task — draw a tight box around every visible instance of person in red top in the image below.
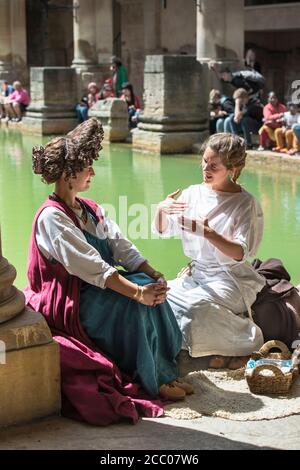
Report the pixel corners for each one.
[75,82,100,123]
[258,92,287,150]
[99,79,115,100]
[4,80,30,122]
[121,82,141,129]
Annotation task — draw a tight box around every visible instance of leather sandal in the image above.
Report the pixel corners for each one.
[159,383,186,401]
[208,355,231,369]
[227,356,249,370]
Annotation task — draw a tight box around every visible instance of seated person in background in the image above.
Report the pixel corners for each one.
[4,80,30,122]
[0,80,14,119]
[75,82,100,123]
[224,88,261,149]
[209,61,264,124]
[208,89,234,134]
[98,79,114,100]
[292,116,300,155]
[258,92,287,150]
[121,82,141,129]
[273,102,300,154]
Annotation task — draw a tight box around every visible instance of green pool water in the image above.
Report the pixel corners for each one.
[1,128,300,289]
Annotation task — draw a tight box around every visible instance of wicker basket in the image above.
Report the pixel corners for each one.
[245,340,298,395]
[250,340,291,361]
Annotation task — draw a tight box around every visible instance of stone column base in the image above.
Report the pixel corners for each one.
[22,67,78,135]
[132,128,209,154]
[0,308,61,426]
[89,98,129,142]
[21,116,78,136]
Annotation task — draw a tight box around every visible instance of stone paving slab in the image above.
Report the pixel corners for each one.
[0,413,299,450]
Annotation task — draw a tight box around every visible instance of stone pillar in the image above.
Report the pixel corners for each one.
[72,0,97,69]
[196,0,244,64]
[0,0,12,80]
[0,230,25,324]
[0,229,60,426]
[196,0,244,107]
[132,55,208,154]
[22,67,78,135]
[88,97,129,142]
[0,0,28,84]
[10,0,28,84]
[72,0,113,94]
[95,0,114,64]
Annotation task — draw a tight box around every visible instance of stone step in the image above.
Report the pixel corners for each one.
[0,307,61,426]
[0,341,60,427]
[0,307,53,352]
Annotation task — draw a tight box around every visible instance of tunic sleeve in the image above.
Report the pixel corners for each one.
[105,217,146,271]
[232,197,264,261]
[36,207,117,288]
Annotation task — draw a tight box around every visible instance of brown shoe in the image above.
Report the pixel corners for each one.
[227,356,249,370]
[159,383,186,401]
[208,355,231,369]
[171,379,194,395]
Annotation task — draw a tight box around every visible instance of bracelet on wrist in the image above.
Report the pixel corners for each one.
[133,285,144,302]
[152,270,163,280]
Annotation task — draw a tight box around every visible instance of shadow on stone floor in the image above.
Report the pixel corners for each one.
[0,415,273,451]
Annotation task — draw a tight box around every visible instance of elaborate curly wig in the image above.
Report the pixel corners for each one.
[32,118,104,184]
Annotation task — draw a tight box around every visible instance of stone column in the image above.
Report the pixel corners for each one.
[196,0,244,64]
[22,67,78,135]
[10,0,28,84]
[0,228,61,426]
[196,0,244,106]
[132,55,208,154]
[0,0,28,84]
[0,229,25,324]
[72,0,113,94]
[0,0,12,80]
[72,0,97,69]
[95,0,114,64]
[89,97,129,142]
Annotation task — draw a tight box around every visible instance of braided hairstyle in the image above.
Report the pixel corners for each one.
[32,118,104,184]
[201,133,247,182]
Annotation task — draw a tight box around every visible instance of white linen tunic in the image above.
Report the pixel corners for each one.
[155,183,265,357]
[36,205,146,289]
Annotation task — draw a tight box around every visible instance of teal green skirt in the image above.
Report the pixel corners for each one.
[79,231,182,397]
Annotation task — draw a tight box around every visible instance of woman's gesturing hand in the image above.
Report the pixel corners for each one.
[158,189,188,215]
[137,283,169,307]
[177,215,209,237]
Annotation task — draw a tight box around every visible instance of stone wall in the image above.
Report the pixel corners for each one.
[160,0,196,54]
[245,3,300,31]
[121,0,196,102]
[120,0,146,100]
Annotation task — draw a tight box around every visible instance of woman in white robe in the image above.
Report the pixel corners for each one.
[153,133,265,364]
